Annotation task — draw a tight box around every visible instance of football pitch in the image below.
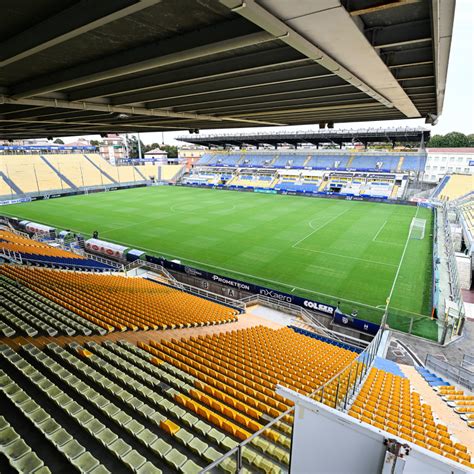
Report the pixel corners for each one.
[1,186,437,340]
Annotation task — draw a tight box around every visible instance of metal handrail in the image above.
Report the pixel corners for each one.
[0,248,23,264]
[82,252,124,270]
[124,260,184,288]
[425,354,474,391]
[200,326,384,473]
[240,294,347,342]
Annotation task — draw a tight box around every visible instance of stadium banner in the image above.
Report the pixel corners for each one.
[145,254,380,334]
[333,310,379,335]
[253,189,277,194]
[0,145,96,151]
[0,197,32,206]
[3,183,149,204]
[178,183,418,206]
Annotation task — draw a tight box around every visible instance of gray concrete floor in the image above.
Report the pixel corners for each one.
[387,319,474,367]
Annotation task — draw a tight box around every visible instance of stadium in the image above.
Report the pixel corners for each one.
[0,1,473,473]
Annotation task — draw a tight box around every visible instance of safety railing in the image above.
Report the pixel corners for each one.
[0,224,30,240]
[173,280,246,311]
[200,326,384,473]
[425,354,474,391]
[462,354,474,367]
[82,252,124,270]
[240,294,354,345]
[124,260,184,287]
[0,248,23,264]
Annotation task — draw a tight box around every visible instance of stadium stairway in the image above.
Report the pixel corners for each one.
[83,155,117,184]
[396,156,405,172]
[390,184,399,199]
[302,155,312,167]
[318,180,329,192]
[40,156,77,189]
[416,367,450,388]
[401,365,474,452]
[432,175,450,199]
[0,171,23,195]
[372,356,406,378]
[133,166,147,181]
[345,154,355,168]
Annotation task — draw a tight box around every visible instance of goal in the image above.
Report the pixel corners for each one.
[410,218,426,240]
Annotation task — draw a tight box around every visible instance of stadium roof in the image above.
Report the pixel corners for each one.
[0,0,455,139]
[177,127,430,148]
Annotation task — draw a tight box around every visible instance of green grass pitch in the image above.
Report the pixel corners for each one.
[1,186,436,339]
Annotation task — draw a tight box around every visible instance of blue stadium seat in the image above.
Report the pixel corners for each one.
[288,325,362,353]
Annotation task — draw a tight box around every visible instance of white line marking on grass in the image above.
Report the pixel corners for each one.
[292,247,398,267]
[99,202,239,236]
[384,206,420,315]
[118,246,384,310]
[372,220,387,242]
[292,207,351,248]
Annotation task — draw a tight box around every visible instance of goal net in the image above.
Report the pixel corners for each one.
[410,218,426,240]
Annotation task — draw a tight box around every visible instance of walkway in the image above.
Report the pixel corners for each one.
[387,319,474,368]
[401,365,473,451]
[0,311,284,351]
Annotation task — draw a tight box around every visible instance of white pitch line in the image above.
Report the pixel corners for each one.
[79,233,383,311]
[372,220,387,242]
[384,206,420,311]
[293,246,398,267]
[292,207,351,249]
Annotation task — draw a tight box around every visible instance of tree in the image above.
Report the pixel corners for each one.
[160,145,178,158]
[427,132,471,148]
[427,134,445,147]
[143,142,159,153]
[127,136,145,158]
[90,139,100,147]
[442,131,470,147]
[53,138,64,144]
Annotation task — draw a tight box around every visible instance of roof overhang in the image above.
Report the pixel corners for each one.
[0,0,455,139]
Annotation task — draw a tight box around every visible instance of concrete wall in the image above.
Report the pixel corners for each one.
[278,387,469,474]
[456,253,472,290]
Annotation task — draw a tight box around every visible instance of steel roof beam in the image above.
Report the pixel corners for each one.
[68,47,307,101]
[431,0,455,116]
[144,75,342,109]
[170,87,361,112]
[221,0,406,112]
[0,96,286,127]
[0,1,163,68]
[10,19,275,99]
[113,63,332,105]
[366,20,432,49]
[348,1,423,16]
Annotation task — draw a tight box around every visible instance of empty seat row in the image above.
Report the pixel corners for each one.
[0,264,238,334]
[82,340,285,473]
[348,368,473,469]
[0,340,286,473]
[89,339,285,472]
[0,274,104,337]
[435,384,474,429]
[0,414,50,473]
[0,350,110,473]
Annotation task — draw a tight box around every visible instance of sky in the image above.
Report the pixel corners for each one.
[64,0,473,146]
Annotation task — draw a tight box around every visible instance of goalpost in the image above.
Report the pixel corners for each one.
[410,217,426,240]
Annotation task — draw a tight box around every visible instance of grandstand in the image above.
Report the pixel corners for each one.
[180,150,421,200]
[1,0,471,473]
[0,153,183,200]
[193,150,427,173]
[432,174,474,202]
